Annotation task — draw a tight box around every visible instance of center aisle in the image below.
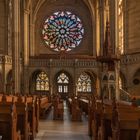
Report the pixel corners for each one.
[35,101,91,140]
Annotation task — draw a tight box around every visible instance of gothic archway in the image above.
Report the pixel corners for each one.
[76,70,97,97]
[29,70,50,95]
[54,70,73,100]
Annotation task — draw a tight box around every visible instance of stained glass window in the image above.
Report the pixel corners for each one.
[77,73,92,92]
[36,72,49,91]
[57,73,69,93]
[42,11,84,52]
[57,73,69,84]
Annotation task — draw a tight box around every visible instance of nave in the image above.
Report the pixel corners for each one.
[35,101,91,140]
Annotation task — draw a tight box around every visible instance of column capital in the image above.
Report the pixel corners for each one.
[24,9,30,14]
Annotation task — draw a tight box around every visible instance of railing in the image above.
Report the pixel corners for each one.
[120,88,131,102]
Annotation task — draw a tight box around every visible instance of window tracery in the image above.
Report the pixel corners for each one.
[77,73,91,92]
[36,72,49,91]
[57,73,69,93]
[42,11,84,52]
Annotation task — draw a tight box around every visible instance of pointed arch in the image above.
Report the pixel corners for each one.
[77,72,92,93]
[29,69,50,94]
[33,0,95,23]
[32,0,95,56]
[36,71,49,91]
[54,70,73,99]
[76,70,97,94]
[120,71,126,89]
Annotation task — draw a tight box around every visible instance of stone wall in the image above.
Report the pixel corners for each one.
[34,0,94,56]
[0,0,7,54]
[126,0,140,53]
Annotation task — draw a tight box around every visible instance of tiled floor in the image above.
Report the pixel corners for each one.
[35,101,91,140]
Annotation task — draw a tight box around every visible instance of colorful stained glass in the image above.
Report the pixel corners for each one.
[42,11,84,52]
[57,73,69,93]
[36,72,49,91]
[57,73,69,84]
[77,72,91,92]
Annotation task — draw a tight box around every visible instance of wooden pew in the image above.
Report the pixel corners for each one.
[0,95,21,140]
[79,98,89,115]
[71,97,82,121]
[0,94,40,140]
[39,96,52,119]
[67,97,82,121]
[90,98,140,140]
[34,96,40,133]
[16,95,39,140]
[67,98,72,113]
[26,96,37,140]
[53,96,64,120]
[88,96,97,136]
[112,102,139,140]
[15,96,30,140]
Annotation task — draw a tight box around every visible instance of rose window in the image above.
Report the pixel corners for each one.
[42,11,84,52]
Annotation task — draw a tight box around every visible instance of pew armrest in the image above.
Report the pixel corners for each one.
[17,130,21,140]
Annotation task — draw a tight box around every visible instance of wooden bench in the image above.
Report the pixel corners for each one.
[115,106,140,140]
[15,96,30,140]
[0,95,21,140]
[16,95,40,140]
[71,97,82,121]
[0,94,41,140]
[39,96,52,119]
[32,96,39,133]
[53,96,64,120]
[90,98,140,140]
[26,96,37,140]
[79,98,89,115]
[67,98,72,113]
[67,97,82,121]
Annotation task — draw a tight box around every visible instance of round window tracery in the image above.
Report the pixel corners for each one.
[42,11,84,52]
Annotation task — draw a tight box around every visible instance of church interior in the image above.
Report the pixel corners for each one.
[0,0,140,140]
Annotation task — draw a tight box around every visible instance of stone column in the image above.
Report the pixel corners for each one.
[98,0,105,97]
[30,3,35,57]
[23,8,30,94]
[12,0,21,94]
[113,0,121,100]
[74,59,78,97]
[24,9,29,66]
[115,61,120,100]
[99,0,105,55]
[49,59,53,96]
[30,23,35,56]
[96,76,101,97]
[114,0,119,54]
[110,0,118,53]
[96,1,100,56]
